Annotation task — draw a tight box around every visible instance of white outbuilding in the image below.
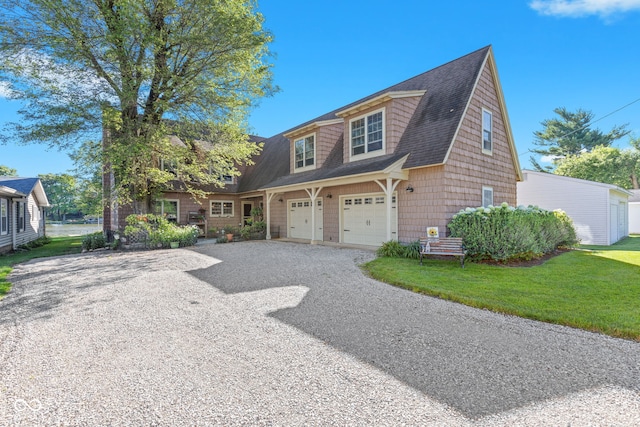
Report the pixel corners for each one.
[629,189,640,235]
[517,170,632,245]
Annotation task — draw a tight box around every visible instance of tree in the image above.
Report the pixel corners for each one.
[39,173,78,221]
[530,107,629,171]
[0,0,275,211]
[69,140,104,216]
[555,143,640,189]
[0,165,17,176]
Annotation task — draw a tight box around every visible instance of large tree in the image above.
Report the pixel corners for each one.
[0,0,275,211]
[39,173,78,221]
[0,165,17,176]
[530,107,629,172]
[554,139,640,189]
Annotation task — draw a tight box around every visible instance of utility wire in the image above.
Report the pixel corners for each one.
[521,96,640,157]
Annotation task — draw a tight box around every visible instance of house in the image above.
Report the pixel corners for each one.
[629,189,640,235]
[105,45,522,247]
[517,170,631,245]
[0,177,50,253]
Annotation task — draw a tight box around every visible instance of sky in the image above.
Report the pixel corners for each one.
[1,0,639,177]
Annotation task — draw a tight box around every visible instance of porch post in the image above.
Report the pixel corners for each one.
[375,178,402,242]
[304,187,323,244]
[265,192,275,240]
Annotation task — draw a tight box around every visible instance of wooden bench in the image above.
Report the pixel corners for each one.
[419,237,467,268]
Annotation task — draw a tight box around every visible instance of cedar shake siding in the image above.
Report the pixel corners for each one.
[105,46,522,248]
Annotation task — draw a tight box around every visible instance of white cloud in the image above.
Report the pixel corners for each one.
[530,0,640,18]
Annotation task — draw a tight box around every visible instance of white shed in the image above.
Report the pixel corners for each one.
[517,170,631,245]
[629,189,640,235]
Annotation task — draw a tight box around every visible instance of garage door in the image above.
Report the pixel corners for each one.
[342,193,397,246]
[288,198,323,240]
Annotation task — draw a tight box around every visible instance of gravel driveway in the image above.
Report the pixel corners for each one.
[1,241,639,425]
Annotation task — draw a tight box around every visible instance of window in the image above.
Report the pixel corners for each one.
[0,199,7,235]
[160,158,178,174]
[154,199,179,222]
[17,202,25,232]
[221,175,234,185]
[294,134,315,170]
[350,110,384,158]
[210,200,234,217]
[482,186,494,208]
[482,109,492,154]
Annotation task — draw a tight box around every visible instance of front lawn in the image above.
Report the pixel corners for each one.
[0,236,83,299]
[364,235,640,341]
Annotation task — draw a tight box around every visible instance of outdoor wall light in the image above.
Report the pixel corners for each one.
[278,198,283,202]
[406,185,414,192]
[326,193,332,199]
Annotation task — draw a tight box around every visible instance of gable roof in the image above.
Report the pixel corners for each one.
[0,177,50,206]
[236,46,521,193]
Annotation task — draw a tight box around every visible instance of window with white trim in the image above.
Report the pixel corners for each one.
[0,199,8,235]
[210,200,234,217]
[154,199,179,222]
[482,186,494,208]
[482,109,492,154]
[17,202,25,232]
[350,109,384,158]
[294,134,315,171]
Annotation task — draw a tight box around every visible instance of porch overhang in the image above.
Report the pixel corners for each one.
[262,154,409,194]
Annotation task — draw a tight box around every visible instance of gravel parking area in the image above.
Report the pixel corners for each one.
[1,241,639,425]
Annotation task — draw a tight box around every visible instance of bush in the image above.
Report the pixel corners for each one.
[82,232,106,251]
[123,214,200,249]
[447,203,578,262]
[17,236,51,250]
[377,240,421,259]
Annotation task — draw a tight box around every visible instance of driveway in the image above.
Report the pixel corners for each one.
[1,241,639,425]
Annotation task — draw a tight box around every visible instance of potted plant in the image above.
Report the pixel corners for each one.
[223,225,236,242]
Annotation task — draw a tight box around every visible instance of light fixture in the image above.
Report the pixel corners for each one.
[406,185,414,193]
[278,198,283,202]
[326,193,332,199]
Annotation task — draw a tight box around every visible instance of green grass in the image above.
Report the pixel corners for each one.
[364,235,640,341]
[0,236,83,299]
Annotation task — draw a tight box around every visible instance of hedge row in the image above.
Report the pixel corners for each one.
[447,203,578,261]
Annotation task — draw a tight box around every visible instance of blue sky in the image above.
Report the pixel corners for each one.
[1,0,639,177]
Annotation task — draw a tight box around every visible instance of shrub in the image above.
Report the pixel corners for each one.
[377,240,421,259]
[82,232,106,251]
[447,203,578,262]
[17,236,51,250]
[123,214,199,249]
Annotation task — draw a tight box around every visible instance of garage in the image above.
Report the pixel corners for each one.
[288,198,323,240]
[341,193,397,246]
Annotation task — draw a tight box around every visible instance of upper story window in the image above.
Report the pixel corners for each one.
[482,186,494,208]
[221,174,234,185]
[0,198,8,235]
[350,109,384,159]
[482,109,492,154]
[294,134,315,171]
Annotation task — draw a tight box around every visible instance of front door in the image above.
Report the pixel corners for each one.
[242,202,253,225]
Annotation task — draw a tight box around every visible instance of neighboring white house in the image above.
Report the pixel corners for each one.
[517,170,631,246]
[0,177,50,254]
[629,189,640,235]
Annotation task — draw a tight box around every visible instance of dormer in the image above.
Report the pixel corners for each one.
[336,90,426,163]
[284,119,343,173]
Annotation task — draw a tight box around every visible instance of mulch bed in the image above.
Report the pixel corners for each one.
[476,248,572,268]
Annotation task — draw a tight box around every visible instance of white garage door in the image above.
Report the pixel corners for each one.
[342,193,397,246]
[288,198,323,240]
